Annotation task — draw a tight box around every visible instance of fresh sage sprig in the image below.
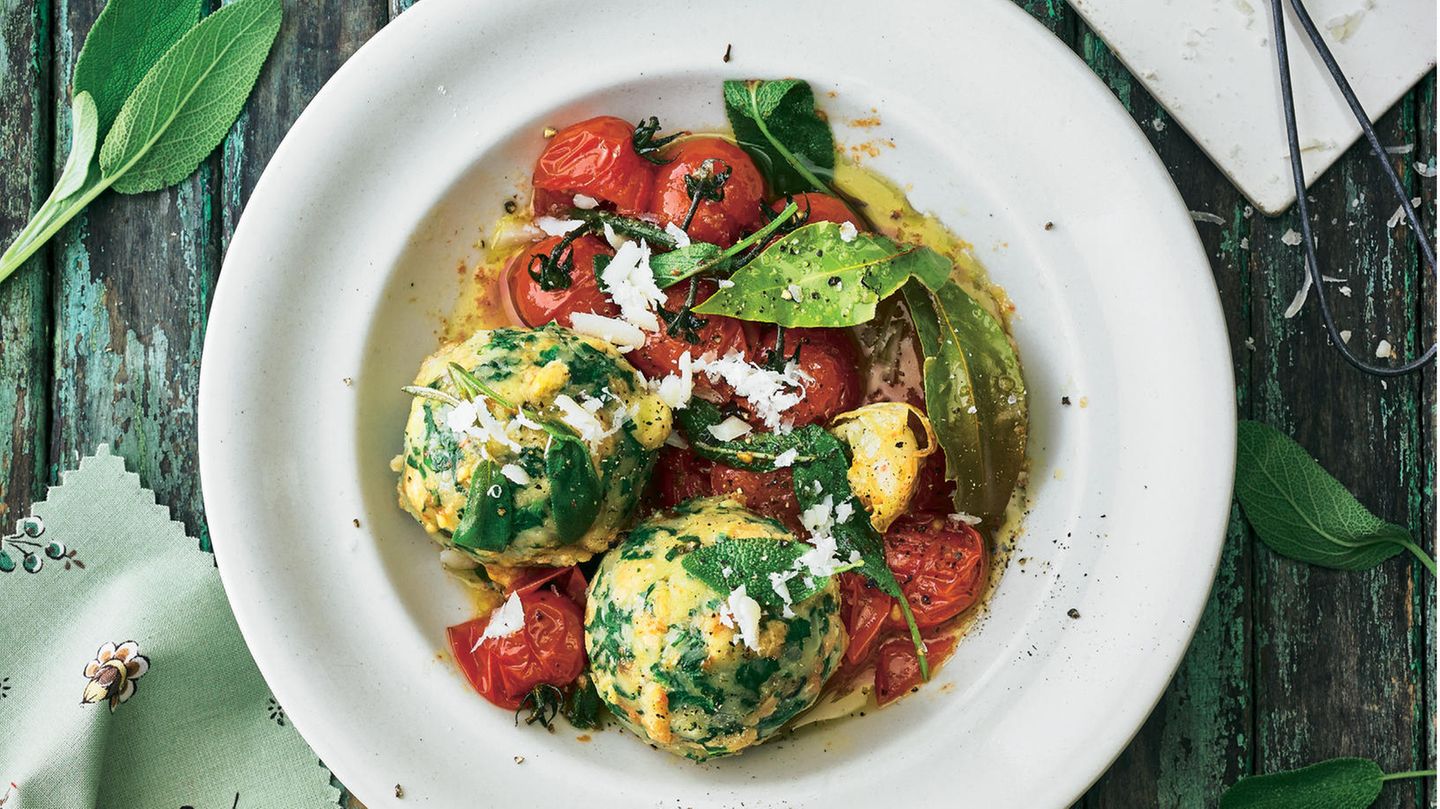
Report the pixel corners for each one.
[682,538,853,614]
[0,0,282,286]
[723,79,836,196]
[1235,420,1435,575]
[1221,758,1435,809]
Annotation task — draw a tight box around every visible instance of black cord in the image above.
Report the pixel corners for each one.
[1269,0,1436,376]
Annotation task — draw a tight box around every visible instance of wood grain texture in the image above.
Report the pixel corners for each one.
[0,0,1431,806]
[0,0,52,527]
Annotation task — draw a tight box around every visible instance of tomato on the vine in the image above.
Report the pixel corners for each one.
[503,235,618,328]
[883,514,988,629]
[505,565,588,607]
[648,137,765,247]
[745,327,862,428]
[446,589,586,710]
[873,633,958,706]
[626,280,751,382]
[769,192,863,229]
[709,464,801,533]
[532,116,654,214]
[838,571,893,666]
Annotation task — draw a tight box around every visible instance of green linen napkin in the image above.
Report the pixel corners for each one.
[0,445,340,809]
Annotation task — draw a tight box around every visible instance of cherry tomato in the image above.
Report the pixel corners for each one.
[647,138,765,247]
[911,450,958,513]
[506,565,588,607]
[839,571,893,666]
[504,235,618,328]
[709,464,801,533]
[532,116,654,214]
[770,192,863,229]
[652,446,713,509]
[883,514,988,629]
[873,633,958,706]
[446,589,586,710]
[626,280,750,381]
[745,327,863,427]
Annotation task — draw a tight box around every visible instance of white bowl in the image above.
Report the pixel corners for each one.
[199,1,1235,806]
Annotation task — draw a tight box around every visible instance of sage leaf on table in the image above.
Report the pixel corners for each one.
[901,278,1027,524]
[1220,758,1435,809]
[0,0,282,285]
[1235,420,1435,575]
[723,79,835,196]
[681,538,848,614]
[693,221,951,327]
[73,0,203,131]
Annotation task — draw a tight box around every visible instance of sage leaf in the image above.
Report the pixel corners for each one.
[1220,758,1394,809]
[72,0,202,132]
[54,93,100,200]
[693,222,950,327]
[99,0,283,194]
[682,538,844,613]
[901,279,1027,523]
[1235,421,1434,574]
[453,461,514,552]
[546,436,602,543]
[674,400,822,469]
[723,79,835,195]
[562,677,605,730]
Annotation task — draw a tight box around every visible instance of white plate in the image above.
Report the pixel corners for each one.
[199,1,1236,806]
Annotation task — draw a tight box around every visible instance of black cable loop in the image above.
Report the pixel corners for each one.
[1268,0,1436,376]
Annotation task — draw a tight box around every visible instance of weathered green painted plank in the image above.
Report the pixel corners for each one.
[48,0,220,547]
[0,0,52,528]
[212,1,389,804]
[1414,73,1435,809]
[1014,0,1077,38]
[1248,90,1428,809]
[1070,22,1255,809]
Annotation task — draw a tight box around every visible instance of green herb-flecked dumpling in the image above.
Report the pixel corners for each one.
[395,325,671,569]
[584,497,847,760]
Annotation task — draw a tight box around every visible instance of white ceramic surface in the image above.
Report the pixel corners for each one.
[1074,0,1436,215]
[198,1,1236,806]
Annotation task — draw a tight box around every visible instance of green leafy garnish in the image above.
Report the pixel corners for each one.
[562,676,606,730]
[1220,758,1435,809]
[452,460,513,552]
[546,436,602,543]
[649,202,800,289]
[0,0,283,285]
[694,222,950,327]
[681,538,850,613]
[674,401,823,469]
[901,279,1027,524]
[1235,421,1435,574]
[723,79,835,195]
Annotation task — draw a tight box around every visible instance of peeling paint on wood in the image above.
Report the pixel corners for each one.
[0,1,1431,807]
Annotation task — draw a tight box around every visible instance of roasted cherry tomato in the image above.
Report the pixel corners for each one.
[839,571,893,666]
[504,235,618,328]
[648,137,765,247]
[911,450,958,513]
[652,446,713,509]
[446,589,586,710]
[770,192,863,229]
[627,280,750,381]
[873,633,958,706]
[709,464,801,533]
[532,116,654,214]
[745,327,863,428]
[505,565,588,607]
[883,514,988,629]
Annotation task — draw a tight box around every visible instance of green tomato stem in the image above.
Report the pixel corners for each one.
[897,596,930,680]
[719,201,799,262]
[1396,537,1437,576]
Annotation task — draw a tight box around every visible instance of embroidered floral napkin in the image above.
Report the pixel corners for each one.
[0,446,340,809]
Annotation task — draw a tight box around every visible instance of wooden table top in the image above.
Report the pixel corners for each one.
[0,1,1432,806]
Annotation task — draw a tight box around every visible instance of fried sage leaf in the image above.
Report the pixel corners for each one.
[546,435,602,543]
[693,222,950,327]
[723,79,836,196]
[1235,420,1434,574]
[454,460,513,552]
[901,279,1026,524]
